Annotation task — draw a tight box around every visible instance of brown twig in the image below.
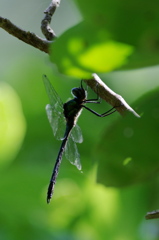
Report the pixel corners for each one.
[41,0,61,40]
[0,16,50,53]
[145,210,159,220]
[0,1,61,52]
[84,73,140,117]
[0,1,60,52]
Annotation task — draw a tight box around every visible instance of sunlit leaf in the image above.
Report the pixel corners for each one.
[51,0,159,77]
[50,22,133,78]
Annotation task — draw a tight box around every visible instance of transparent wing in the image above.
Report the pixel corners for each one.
[43,75,82,170]
[46,104,66,140]
[65,136,82,170]
[71,124,83,143]
[43,75,66,140]
[43,75,63,108]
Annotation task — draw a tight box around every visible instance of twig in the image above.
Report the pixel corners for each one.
[145,210,159,220]
[84,73,140,117]
[0,1,60,52]
[41,0,61,40]
[0,16,50,53]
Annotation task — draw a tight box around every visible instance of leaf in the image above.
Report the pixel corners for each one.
[50,0,159,77]
[50,22,133,78]
[97,88,159,187]
[76,0,159,69]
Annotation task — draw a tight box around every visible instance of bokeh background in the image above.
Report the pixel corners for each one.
[0,0,159,239]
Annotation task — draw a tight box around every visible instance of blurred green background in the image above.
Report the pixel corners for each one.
[0,0,159,239]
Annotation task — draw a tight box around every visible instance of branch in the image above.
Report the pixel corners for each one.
[145,210,159,220]
[0,1,60,52]
[84,73,140,117]
[41,0,61,40]
[0,16,50,53]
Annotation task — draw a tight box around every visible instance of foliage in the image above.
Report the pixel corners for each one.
[97,88,159,186]
[51,0,159,77]
[0,0,159,240]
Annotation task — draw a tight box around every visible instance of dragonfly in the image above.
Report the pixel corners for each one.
[43,75,117,203]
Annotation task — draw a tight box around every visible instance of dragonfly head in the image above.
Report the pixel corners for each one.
[71,87,87,100]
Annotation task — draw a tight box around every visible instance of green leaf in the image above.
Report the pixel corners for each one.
[50,22,133,78]
[51,0,159,77]
[97,88,159,187]
[76,0,159,69]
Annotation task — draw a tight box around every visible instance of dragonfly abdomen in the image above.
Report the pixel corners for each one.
[47,126,73,203]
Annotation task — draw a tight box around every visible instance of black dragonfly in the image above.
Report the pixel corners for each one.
[43,75,117,203]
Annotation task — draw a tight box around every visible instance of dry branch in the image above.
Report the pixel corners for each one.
[41,0,61,40]
[0,1,61,51]
[85,74,140,117]
[145,210,159,220]
[0,16,50,53]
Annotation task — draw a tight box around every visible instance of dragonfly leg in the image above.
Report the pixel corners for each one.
[84,99,101,104]
[83,91,102,104]
[82,105,117,117]
[81,80,102,104]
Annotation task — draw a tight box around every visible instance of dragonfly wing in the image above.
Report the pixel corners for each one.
[71,124,83,143]
[43,75,63,108]
[43,75,66,140]
[65,136,82,170]
[46,104,65,140]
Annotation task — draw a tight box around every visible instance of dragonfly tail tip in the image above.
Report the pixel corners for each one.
[47,197,51,204]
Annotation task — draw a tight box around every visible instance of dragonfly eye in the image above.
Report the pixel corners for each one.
[71,87,86,99]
